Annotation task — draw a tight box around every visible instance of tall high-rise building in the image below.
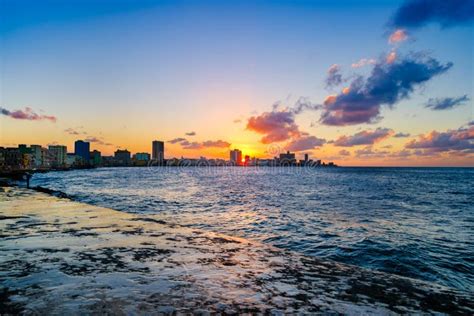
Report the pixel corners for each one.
[230,149,242,165]
[152,141,164,162]
[75,140,90,162]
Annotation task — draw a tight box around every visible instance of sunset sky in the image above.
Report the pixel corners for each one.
[1,0,473,166]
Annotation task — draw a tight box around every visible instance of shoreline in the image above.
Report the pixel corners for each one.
[1,187,473,314]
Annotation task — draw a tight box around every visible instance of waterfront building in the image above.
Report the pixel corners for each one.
[75,140,90,162]
[114,149,131,165]
[152,141,164,163]
[133,152,150,161]
[48,145,67,168]
[90,150,102,166]
[229,149,242,165]
[66,154,81,168]
[3,148,23,170]
[30,145,44,168]
[279,151,296,166]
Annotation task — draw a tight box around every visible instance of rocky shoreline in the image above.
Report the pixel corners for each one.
[0,187,472,314]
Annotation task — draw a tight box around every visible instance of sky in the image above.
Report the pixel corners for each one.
[1,0,473,166]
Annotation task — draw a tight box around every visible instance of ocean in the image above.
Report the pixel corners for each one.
[31,166,474,293]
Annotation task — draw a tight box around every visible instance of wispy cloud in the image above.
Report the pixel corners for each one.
[0,106,57,122]
[84,136,113,146]
[338,149,351,156]
[325,64,343,88]
[351,58,376,68]
[168,137,187,144]
[168,137,231,150]
[334,128,394,147]
[394,132,411,138]
[388,29,408,44]
[425,95,470,111]
[185,131,196,136]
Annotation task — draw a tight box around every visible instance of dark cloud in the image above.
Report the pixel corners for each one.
[320,52,452,126]
[338,149,351,156]
[185,131,196,136]
[0,106,57,122]
[406,125,474,154]
[325,64,343,88]
[469,121,474,126]
[394,132,411,138]
[246,110,300,144]
[168,137,187,144]
[391,0,474,29]
[286,135,326,152]
[425,95,469,110]
[334,128,393,147]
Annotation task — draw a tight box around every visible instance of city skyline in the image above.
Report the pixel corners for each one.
[1,0,473,166]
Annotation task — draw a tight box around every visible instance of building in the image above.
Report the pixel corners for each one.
[74,140,90,162]
[229,149,242,165]
[48,145,67,168]
[30,145,44,168]
[152,141,164,163]
[279,151,296,166]
[90,150,102,166]
[133,152,150,166]
[114,149,131,165]
[2,147,22,170]
[66,154,81,168]
[133,152,150,161]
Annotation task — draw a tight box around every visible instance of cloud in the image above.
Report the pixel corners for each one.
[355,146,389,158]
[0,106,57,122]
[201,140,231,148]
[352,58,376,68]
[320,52,452,126]
[233,119,242,123]
[290,97,322,114]
[394,132,411,138]
[181,139,230,150]
[425,95,470,110]
[84,136,113,146]
[338,149,351,156]
[334,127,394,147]
[405,125,474,154]
[286,135,326,152]
[386,51,397,64]
[388,29,408,43]
[185,131,196,136]
[171,138,231,150]
[391,0,474,29]
[325,64,343,88]
[168,137,187,144]
[246,110,301,144]
[469,121,474,126]
[64,128,81,135]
